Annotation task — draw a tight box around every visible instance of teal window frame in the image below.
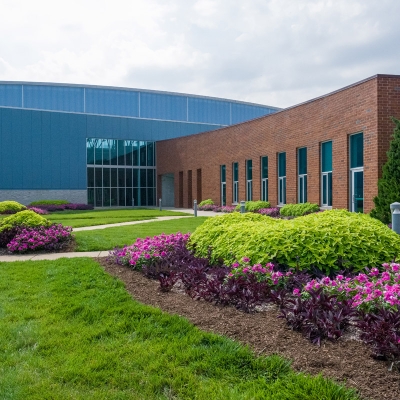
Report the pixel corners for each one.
[221,165,226,206]
[349,133,364,212]
[298,147,307,203]
[246,160,253,201]
[278,152,286,205]
[261,156,268,201]
[232,162,239,204]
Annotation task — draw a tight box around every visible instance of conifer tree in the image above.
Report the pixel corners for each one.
[371,117,400,223]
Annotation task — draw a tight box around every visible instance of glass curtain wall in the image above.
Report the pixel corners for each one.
[321,141,333,207]
[246,160,253,201]
[298,147,307,203]
[261,156,268,201]
[220,165,226,206]
[232,162,239,204]
[350,133,364,212]
[278,152,286,205]
[87,138,156,207]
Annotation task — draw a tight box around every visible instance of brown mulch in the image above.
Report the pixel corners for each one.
[98,257,400,400]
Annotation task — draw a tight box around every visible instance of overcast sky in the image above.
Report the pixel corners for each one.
[0,0,399,108]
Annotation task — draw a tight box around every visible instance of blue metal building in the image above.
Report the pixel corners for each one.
[0,82,279,206]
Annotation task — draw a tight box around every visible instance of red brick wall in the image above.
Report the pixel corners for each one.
[157,75,400,212]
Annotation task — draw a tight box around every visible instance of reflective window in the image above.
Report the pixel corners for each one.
[278,152,286,205]
[298,147,307,203]
[350,133,364,212]
[261,156,268,201]
[221,165,226,206]
[246,160,253,201]
[87,138,156,206]
[232,162,239,204]
[321,141,332,207]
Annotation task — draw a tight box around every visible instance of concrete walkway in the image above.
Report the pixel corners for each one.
[0,208,220,262]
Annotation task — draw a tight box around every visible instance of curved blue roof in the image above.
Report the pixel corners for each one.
[0,81,280,126]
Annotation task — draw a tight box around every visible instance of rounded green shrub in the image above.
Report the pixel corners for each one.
[189,210,400,274]
[0,201,26,214]
[198,199,214,206]
[280,202,320,217]
[29,200,70,206]
[0,210,51,232]
[234,200,271,212]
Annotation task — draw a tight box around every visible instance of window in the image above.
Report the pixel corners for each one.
[278,152,286,205]
[246,159,253,201]
[232,162,239,203]
[87,138,156,207]
[298,147,307,203]
[220,165,226,206]
[321,141,332,207]
[261,156,268,201]
[350,133,364,212]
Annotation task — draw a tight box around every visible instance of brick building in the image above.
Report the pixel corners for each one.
[157,74,400,213]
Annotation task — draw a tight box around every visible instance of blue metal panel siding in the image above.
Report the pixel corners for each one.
[140,92,187,121]
[85,88,139,117]
[188,97,231,125]
[24,85,84,112]
[231,103,271,124]
[0,84,22,107]
[0,109,15,188]
[0,107,223,190]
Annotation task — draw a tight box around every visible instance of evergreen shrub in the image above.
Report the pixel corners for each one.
[371,117,400,223]
[234,200,271,212]
[189,210,400,274]
[0,201,26,214]
[280,202,320,217]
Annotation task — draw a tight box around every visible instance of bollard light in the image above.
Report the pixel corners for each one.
[194,199,197,217]
[159,198,162,211]
[390,202,400,214]
[132,198,135,208]
[240,200,246,214]
[391,202,400,234]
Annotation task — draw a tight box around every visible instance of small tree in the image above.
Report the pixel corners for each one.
[371,117,400,223]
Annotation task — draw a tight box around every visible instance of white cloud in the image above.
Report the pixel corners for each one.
[0,0,399,107]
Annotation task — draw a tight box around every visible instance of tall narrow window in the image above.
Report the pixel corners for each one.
[278,152,286,205]
[321,141,332,207]
[246,160,253,201]
[298,147,307,203]
[261,156,268,201]
[232,162,239,204]
[350,133,364,212]
[220,165,226,206]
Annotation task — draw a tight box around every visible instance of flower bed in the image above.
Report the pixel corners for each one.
[109,233,400,366]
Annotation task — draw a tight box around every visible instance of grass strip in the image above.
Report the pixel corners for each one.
[0,258,359,400]
[74,217,208,251]
[45,209,191,228]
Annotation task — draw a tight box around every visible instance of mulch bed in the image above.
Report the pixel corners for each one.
[98,257,400,400]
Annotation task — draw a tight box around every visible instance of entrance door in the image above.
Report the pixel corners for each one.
[351,169,363,213]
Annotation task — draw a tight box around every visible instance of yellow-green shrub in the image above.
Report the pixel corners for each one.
[189,210,400,273]
[234,201,271,212]
[199,199,214,206]
[0,201,26,214]
[0,210,51,232]
[280,202,320,217]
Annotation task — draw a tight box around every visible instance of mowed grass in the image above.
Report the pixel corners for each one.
[0,258,359,400]
[74,217,208,251]
[45,208,191,228]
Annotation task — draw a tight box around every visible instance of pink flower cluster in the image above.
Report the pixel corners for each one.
[27,206,49,215]
[7,224,73,253]
[226,257,292,286]
[302,263,400,311]
[110,232,190,269]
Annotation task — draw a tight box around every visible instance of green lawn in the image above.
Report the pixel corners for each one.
[45,208,191,228]
[0,258,359,400]
[74,217,208,251]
